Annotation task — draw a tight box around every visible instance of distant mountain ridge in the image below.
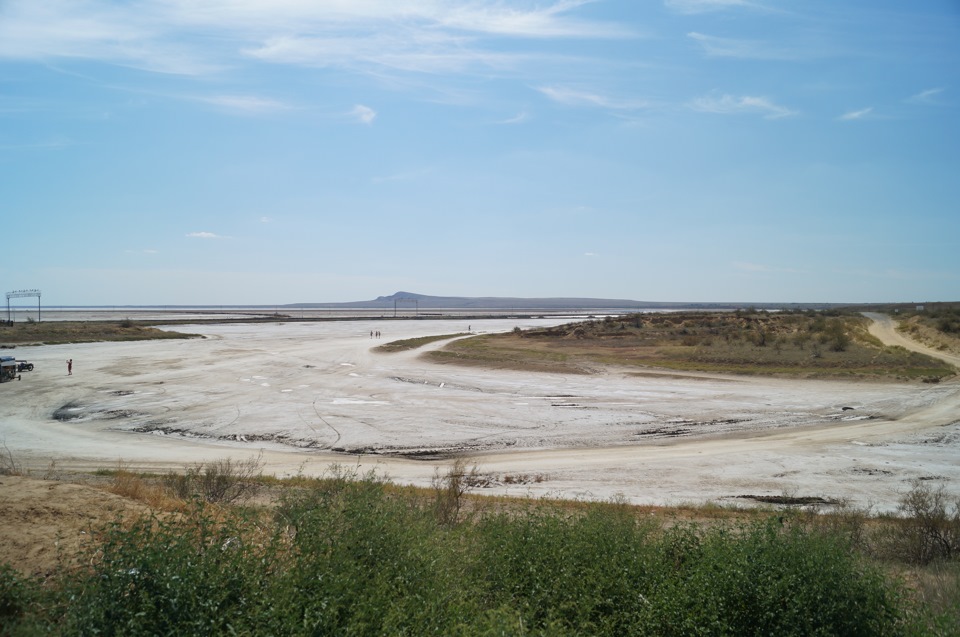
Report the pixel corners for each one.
[286,292,841,311]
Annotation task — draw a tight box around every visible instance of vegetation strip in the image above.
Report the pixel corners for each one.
[373,332,468,353]
[428,310,956,381]
[0,320,199,346]
[1,460,958,635]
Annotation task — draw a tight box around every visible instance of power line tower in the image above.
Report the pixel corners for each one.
[6,289,41,323]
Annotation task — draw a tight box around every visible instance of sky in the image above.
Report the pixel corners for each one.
[2,0,958,306]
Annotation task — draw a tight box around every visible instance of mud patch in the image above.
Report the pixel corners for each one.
[53,402,145,423]
[53,402,86,422]
[851,467,893,476]
[735,494,839,506]
[634,418,748,439]
[131,425,211,439]
[101,409,145,420]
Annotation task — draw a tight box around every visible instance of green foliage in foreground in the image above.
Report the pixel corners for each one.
[1,474,946,636]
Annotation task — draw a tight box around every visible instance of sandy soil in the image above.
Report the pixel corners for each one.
[2,315,958,516]
[0,475,152,578]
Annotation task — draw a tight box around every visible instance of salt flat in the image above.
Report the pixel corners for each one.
[2,316,958,511]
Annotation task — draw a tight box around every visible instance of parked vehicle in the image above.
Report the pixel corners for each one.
[16,360,34,372]
[1,356,19,382]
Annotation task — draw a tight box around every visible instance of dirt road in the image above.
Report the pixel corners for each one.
[865,312,960,368]
[2,314,957,511]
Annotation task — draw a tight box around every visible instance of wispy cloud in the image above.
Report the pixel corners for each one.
[665,0,753,14]
[537,86,648,111]
[838,107,873,121]
[689,94,797,119]
[0,1,630,77]
[907,87,945,105]
[439,1,633,38]
[498,111,530,125]
[349,104,377,125]
[259,216,272,223]
[198,95,292,114]
[186,231,223,239]
[687,32,795,60]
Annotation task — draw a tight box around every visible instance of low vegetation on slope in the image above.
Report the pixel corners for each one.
[897,304,960,358]
[373,332,468,353]
[0,319,199,346]
[3,463,959,636]
[427,310,955,381]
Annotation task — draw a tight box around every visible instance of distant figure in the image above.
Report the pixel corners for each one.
[67,359,73,375]
[370,331,374,339]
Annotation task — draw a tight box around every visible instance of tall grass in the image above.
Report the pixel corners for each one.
[4,468,929,636]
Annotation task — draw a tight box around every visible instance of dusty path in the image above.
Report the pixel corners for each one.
[2,314,958,511]
[864,312,960,368]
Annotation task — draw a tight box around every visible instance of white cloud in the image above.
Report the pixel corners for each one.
[186,231,222,239]
[665,0,753,14]
[498,111,530,124]
[438,1,633,38]
[198,95,291,114]
[907,87,944,105]
[350,104,377,124]
[537,86,647,111]
[689,93,797,119]
[260,216,272,223]
[0,1,631,76]
[687,32,795,60]
[838,107,873,121]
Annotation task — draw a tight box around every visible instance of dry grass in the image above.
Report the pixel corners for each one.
[374,333,468,353]
[0,320,199,346]
[426,310,955,381]
[106,463,188,512]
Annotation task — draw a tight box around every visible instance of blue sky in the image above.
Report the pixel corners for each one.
[2,0,958,305]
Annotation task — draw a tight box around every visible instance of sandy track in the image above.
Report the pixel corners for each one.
[2,315,958,511]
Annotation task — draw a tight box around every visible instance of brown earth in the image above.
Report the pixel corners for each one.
[0,475,150,579]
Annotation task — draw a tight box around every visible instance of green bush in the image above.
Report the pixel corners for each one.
[0,474,916,636]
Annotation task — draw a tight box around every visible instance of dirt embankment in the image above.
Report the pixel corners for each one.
[0,475,150,578]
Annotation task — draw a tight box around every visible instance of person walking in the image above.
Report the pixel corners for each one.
[67,359,73,375]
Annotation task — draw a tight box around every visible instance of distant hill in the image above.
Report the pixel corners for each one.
[285,292,843,312]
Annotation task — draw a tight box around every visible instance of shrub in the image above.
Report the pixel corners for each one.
[0,563,41,628]
[162,454,264,504]
[0,474,913,636]
[0,444,22,476]
[433,457,480,526]
[882,481,960,565]
[639,520,901,637]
